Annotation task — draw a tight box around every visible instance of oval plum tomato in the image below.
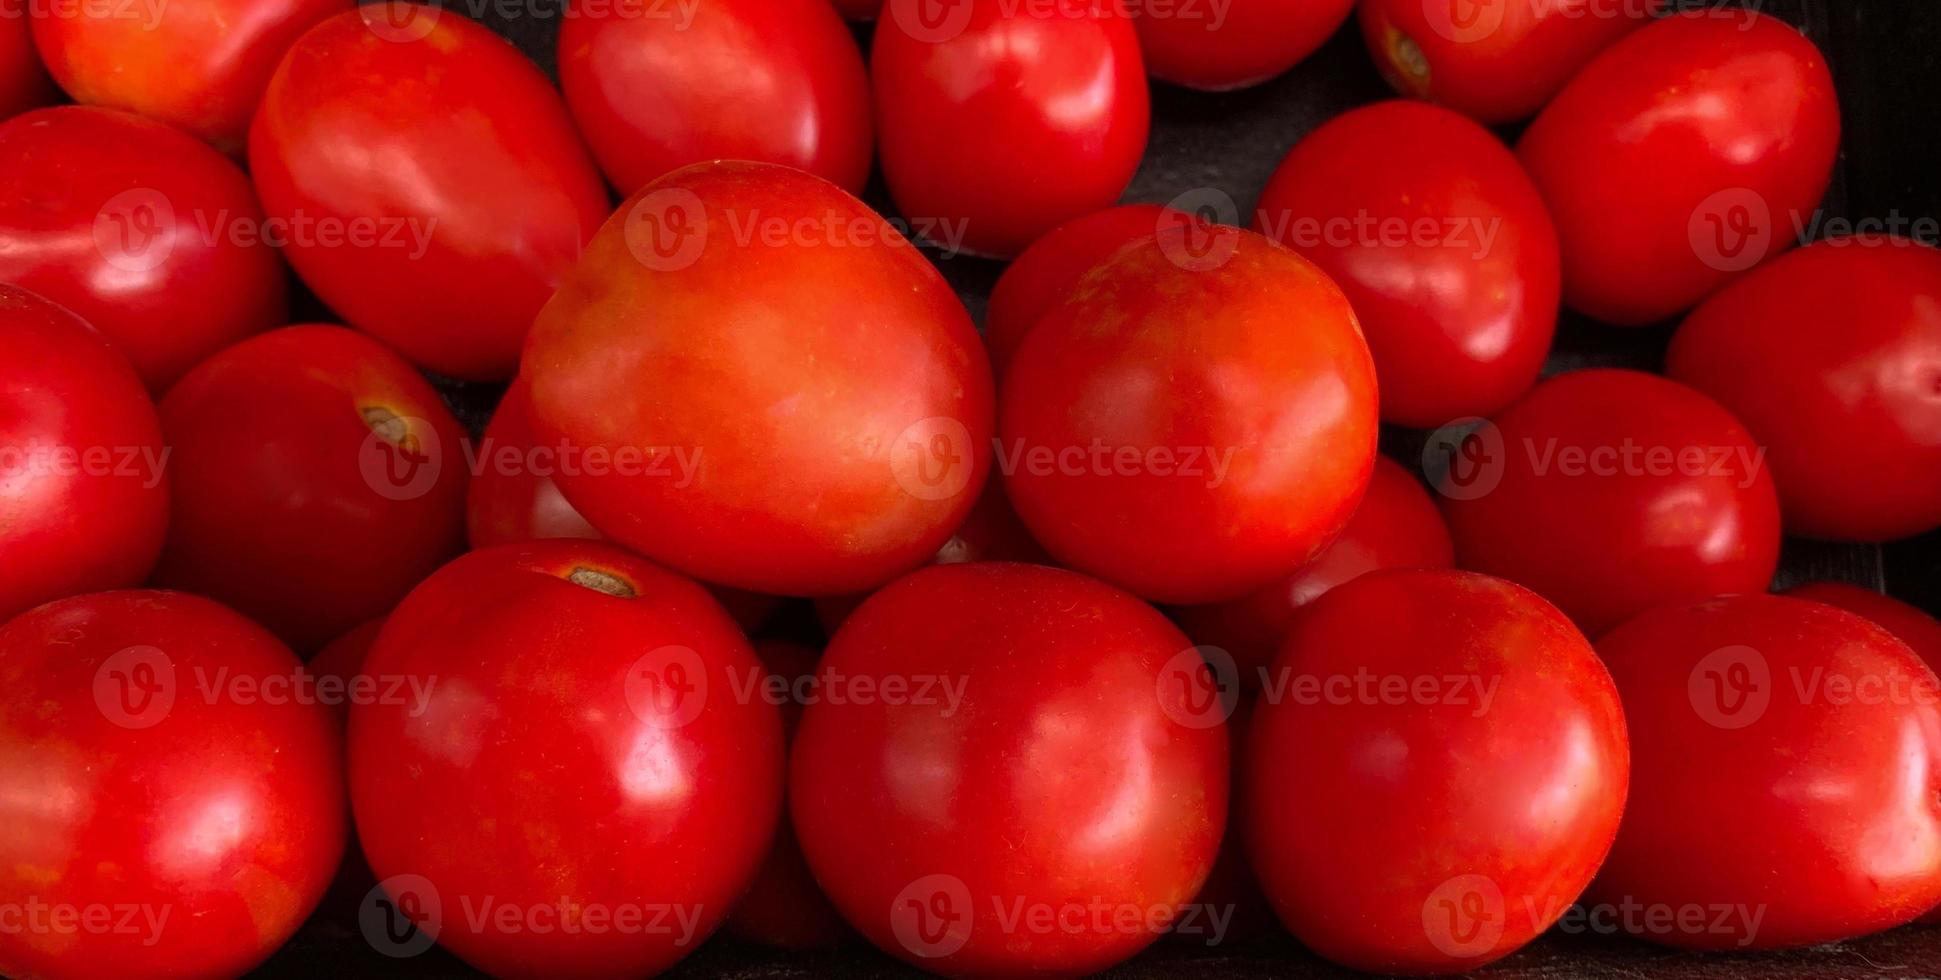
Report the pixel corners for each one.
[0,285,168,623]
[1360,0,1658,124]
[523,161,994,597]
[1255,100,1558,426]
[792,562,1226,975]
[29,0,346,152]
[349,541,784,977]
[0,590,346,979]
[1000,227,1378,604]
[1593,594,1941,948]
[1437,369,1781,637]
[984,203,1175,375]
[1784,583,1941,671]
[1667,237,1941,542]
[559,0,871,196]
[1132,0,1354,91]
[1247,569,1628,973]
[1,2,57,120]
[152,325,468,653]
[249,4,608,381]
[872,0,1147,257]
[1516,10,1839,325]
[0,105,287,391]
[1172,456,1453,688]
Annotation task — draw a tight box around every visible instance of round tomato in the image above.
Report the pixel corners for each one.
[1247,569,1628,973]
[0,590,346,979]
[249,4,609,381]
[0,105,287,391]
[1593,594,1941,948]
[1000,227,1377,604]
[152,325,468,653]
[349,541,783,977]
[523,161,993,597]
[1516,10,1839,325]
[872,0,1147,257]
[984,203,1178,375]
[1667,237,1941,541]
[1255,99,1558,426]
[792,561,1226,975]
[0,285,169,623]
[1784,582,1941,671]
[1,2,56,120]
[1437,369,1781,637]
[1133,0,1354,91]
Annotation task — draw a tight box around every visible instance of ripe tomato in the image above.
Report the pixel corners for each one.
[1667,237,1941,542]
[1172,455,1453,688]
[523,161,993,597]
[984,203,1177,375]
[1784,583,1941,671]
[0,105,287,391]
[559,0,871,196]
[30,0,346,152]
[250,4,609,381]
[1516,11,1839,325]
[1255,100,1558,426]
[1359,0,1658,124]
[152,325,468,653]
[0,285,169,623]
[872,0,1147,257]
[1132,0,1354,91]
[792,562,1226,975]
[1,2,56,120]
[349,541,783,977]
[1593,594,1941,948]
[1247,569,1628,972]
[1437,369,1781,637]
[0,590,346,979]
[1000,227,1377,604]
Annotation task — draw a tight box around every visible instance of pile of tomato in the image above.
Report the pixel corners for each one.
[3,0,1939,977]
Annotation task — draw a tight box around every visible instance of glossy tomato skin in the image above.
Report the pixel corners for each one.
[1360,0,1658,124]
[1593,595,1941,948]
[523,161,994,597]
[0,286,169,624]
[984,203,1175,375]
[1,3,57,120]
[1133,0,1354,91]
[1438,369,1781,637]
[1255,100,1558,426]
[153,325,469,653]
[0,590,347,979]
[350,541,784,978]
[30,0,346,152]
[0,105,287,391]
[559,0,870,196]
[792,562,1226,976]
[1247,569,1628,973]
[1172,456,1453,688]
[249,4,609,381]
[1667,237,1941,541]
[1516,11,1839,325]
[872,0,1148,258]
[1001,228,1378,604]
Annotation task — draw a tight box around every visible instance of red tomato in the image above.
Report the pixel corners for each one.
[1593,594,1941,948]
[30,0,346,152]
[984,203,1175,375]
[0,285,169,623]
[872,0,1148,257]
[1000,227,1378,604]
[1359,0,1658,124]
[249,4,609,381]
[153,325,468,653]
[1437,369,1781,637]
[1173,697,1274,948]
[1667,237,1941,542]
[792,562,1226,975]
[1516,11,1839,325]
[1132,0,1354,91]
[349,541,783,977]
[559,0,871,196]
[1255,100,1558,426]
[1172,455,1453,687]
[523,161,993,597]
[1,1,56,120]
[0,590,346,979]
[0,105,288,391]
[1247,569,1628,972]
[1784,582,1941,671]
